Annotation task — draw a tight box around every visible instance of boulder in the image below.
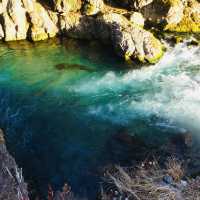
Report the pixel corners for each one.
[97,13,163,63]
[60,12,163,63]
[53,0,82,13]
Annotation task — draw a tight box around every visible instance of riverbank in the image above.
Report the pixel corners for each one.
[0,0,199,64]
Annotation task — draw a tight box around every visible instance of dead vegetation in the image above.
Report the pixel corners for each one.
[101,157,200,200]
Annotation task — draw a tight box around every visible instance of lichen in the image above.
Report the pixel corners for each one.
[165,4,200,33]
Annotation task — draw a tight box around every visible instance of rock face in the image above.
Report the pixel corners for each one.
[0,0,198,64]
[53,0,82,13]
[59,12,163,63]
[98,13,163,63]
[137,0,200,33]
[1,0,29,41]
[84,0,104,15]
[0,129,29,200]
[165,0,200,32]
[28,2,58,41]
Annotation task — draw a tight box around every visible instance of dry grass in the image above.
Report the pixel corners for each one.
[165,157,184,183]
[103,159,177,200]
[182,177,200,200]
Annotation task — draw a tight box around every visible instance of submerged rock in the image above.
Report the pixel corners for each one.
[0,129,29,200]
[55,63,96,72]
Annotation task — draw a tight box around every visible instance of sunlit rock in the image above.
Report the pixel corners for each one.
[165,0,200,33]
[0,23,4,39]
[53,0,82,13]
[28,2,58,41]
[84,0,104,15]
[130,12,145,27]
[1,0,29,41]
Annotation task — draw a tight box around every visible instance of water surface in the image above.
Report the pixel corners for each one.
[0,38,200,199]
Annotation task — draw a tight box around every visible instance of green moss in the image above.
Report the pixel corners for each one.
[147,48,164,64]
[146,36,164,64]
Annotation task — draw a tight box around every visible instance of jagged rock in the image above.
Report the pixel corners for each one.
[0,0,7,14]
[60,12,163,63]
[165,0,200,32]
[130,12,145,27]
[22,0,34,12]
[98,13,163,63]
[139,0,169,24]
[59,12,96,39]
[129,0,154,9]
[28,2,58,41]
[53,0,82,13]
[165,0,184,25]
[1,0,29,41]
[84,0,104,15]
[0,129,29,200]
[0,23,5,39]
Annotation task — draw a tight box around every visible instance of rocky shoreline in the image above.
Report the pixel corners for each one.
[0,0,199,64]
[0,129,29,200]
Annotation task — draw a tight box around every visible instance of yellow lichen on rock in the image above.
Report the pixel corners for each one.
[165,0,200,33]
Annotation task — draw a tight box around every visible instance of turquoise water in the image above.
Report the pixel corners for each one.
[0,38,200,198]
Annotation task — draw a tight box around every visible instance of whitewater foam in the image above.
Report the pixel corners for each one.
[72,42,200,133]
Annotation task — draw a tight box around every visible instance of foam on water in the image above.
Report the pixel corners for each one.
[70,42,200,133]
[0,39,200,198]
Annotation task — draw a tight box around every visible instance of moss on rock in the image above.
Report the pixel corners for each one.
[165,0,200,33]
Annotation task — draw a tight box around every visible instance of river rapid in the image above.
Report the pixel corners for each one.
[0,38,199,199]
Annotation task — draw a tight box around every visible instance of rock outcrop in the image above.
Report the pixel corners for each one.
[53,0,82,13]
[164,0,200,32]
[0,129,29,200]
[0,0,164,64]
[0,0,199,64]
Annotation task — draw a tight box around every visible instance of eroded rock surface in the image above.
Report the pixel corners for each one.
[0,0,198,64]
[0,129,29,200]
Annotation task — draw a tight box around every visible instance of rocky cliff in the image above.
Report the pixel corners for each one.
[0,0,199,63]
[0,129,29,200]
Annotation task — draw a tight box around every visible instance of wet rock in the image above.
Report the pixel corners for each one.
[105,128,149,165]
[0,129,29,200]
[163,175,174,184]
[170,132,193,149]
